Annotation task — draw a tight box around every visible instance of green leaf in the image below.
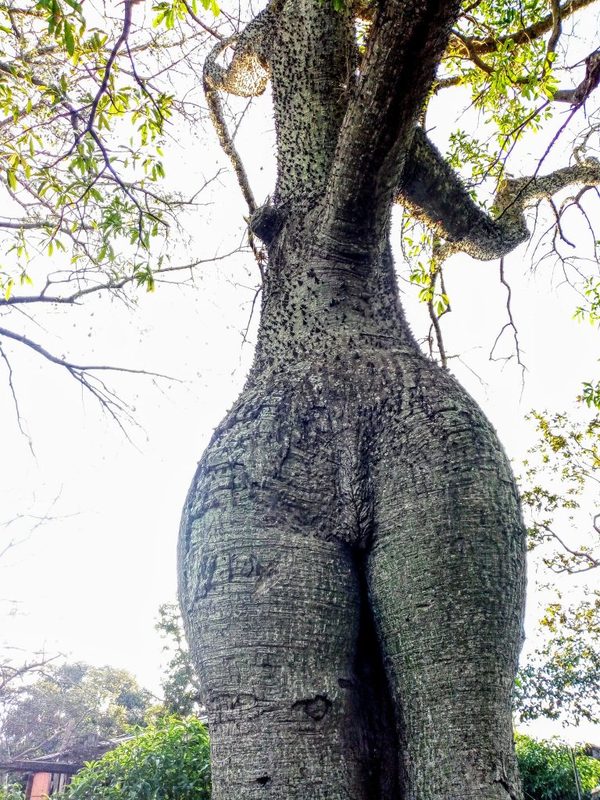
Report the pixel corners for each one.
[64,19,75,56]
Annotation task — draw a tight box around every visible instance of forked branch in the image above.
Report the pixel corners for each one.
[320,0,462,239]
[465,0,598,54]
[0,325,177,437]
[399,128,600,262]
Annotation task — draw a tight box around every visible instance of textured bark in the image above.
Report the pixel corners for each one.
[179,220,526,800]
[179,2,528,798]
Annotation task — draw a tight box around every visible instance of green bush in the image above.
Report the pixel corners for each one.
[65,715,210,800]
[516,733,600,800]
[0,784,25,800]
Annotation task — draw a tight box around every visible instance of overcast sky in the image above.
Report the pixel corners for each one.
[1,2,599,746]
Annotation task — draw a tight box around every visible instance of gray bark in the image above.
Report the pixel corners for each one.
[179,1,527,797]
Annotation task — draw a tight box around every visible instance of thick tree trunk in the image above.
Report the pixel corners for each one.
[179,210,527,799]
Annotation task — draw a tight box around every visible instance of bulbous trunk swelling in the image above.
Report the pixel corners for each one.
[179,216,526,800]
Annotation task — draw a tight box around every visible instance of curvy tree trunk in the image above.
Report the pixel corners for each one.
[179,1,527,797]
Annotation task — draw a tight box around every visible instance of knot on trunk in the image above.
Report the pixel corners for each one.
[249,203,285,244]
[292,694,332,721]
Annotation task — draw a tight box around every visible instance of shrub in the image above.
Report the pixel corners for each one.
[0,784,25,800]
[516,733,600,800]
[65,715,210,800]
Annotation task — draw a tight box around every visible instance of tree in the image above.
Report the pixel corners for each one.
[2,0,600,798]
[1,503,63,736]
[64,715,210,800]
[155,603,202,717]
[170,0,600,796]
[515,734,600,800]
[0,0,224,432]
[516,405,600,725]
[0,662,153,761]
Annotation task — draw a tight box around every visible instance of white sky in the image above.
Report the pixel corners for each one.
[0,2,599,747]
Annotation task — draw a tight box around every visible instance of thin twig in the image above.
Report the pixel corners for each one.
[0,344,34,455]
[540,522,599,573]
[182,0,223,40]
[489,258,526,390]
[0,250,242,306]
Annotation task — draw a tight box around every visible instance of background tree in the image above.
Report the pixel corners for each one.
[0,662,153,761]
[515,734,600,800]
[155,603,202,717]
[1,502,64,741]
[516,402,600,726]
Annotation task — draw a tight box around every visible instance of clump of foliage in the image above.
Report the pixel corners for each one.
[64,715,210,800]
[515,734,600,800]
[515,594,600,724]
[156,603,203,717]
[521,410,599,576]
[0,784,25,800]
[0,662,153,760]
[515,404,600,726]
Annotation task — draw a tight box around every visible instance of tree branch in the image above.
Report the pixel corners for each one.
[397,127,600,261]
[203,40,258,216]
[467,0,598,54]
[553,49,600,106]
[80,0,135,139]
[0,343,33,454]
[319,0,462,248]
[181,0,223,41]
[489,258,526,387]
[0,251,240,309]
[540,522,599,573]
[0,325,177,436]
[202,11,273,99]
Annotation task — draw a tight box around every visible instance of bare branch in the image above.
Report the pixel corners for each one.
[546,0,563,56]
[0,251,240,307]
[0,344,34,454]
[0,325,178,436]
[0,219,53,230]
[181,0,224,41]
[553,49,600,106]
[0,326,175,379]
[204,42,258,216]
[540,522,599,573]
[0,654,60,699]
[489,258,526,388]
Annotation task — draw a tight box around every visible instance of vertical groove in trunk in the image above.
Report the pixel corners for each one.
[350,546,405,799]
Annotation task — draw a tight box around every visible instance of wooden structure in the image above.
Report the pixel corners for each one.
[0,759,81,800]
[0,736,132,799]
